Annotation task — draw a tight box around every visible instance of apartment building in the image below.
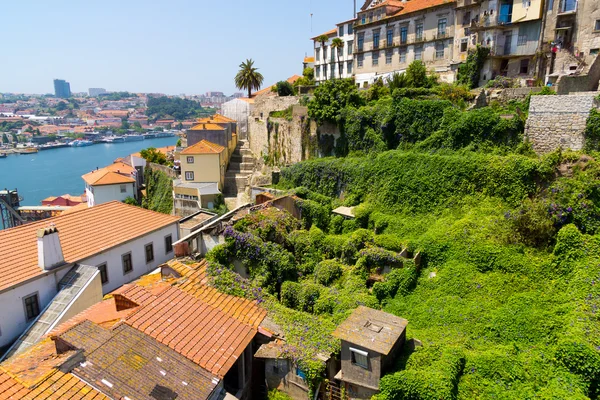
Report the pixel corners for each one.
[543,0,600,81]
[456,0,544,84]
[353,0,457,87]
[312,18,356,83]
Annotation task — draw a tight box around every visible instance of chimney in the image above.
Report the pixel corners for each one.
[37,225,65,270]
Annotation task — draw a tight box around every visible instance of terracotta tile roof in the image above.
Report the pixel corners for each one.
[81,169,135,186]
[189,123,226,131]
[125,285,257,377]
[180,140,225,155]
[131,145,176,159]
[304,56,315,63]
[60,203,89,215]
[59,321,219,400]
[0,339,108,399]
[311,28,337,40]
[359,0,455,18]
[0,201,180,292]
[103,161,136,175]
[252,75,302,98]
[196,114,236,124]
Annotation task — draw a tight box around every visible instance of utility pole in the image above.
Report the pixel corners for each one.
[354,0,357,18]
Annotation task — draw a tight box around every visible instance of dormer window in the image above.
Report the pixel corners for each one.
[350,347,369,369]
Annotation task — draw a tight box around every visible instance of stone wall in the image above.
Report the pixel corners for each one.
[525,94,597,153]
[496,87,544,102]
[557,55,600,95]
[148,162,178,178]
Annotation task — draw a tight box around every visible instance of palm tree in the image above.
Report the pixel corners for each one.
[316,35,330,81]
[235,59,264,98]
[331,38,344,79]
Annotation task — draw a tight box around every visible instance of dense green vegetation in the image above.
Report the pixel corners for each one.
[146,96,212,121]
[142,166,173,214]
[205,67,600,398]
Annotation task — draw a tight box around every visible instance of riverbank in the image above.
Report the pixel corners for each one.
[0,137,177,207]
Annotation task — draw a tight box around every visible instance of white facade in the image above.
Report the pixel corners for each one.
[0,223,178,349]
[314,19,356,83]
[221,98,252,140]
[86,181,136,207]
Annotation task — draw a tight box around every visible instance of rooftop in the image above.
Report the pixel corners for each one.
[82,167,136,186]
[251,75,302,98]
[311,28,338,40]
[189,122,227,131]
[358,0,456,21]
[332,306,408,355]
[197,114,236,124]
[0,201,180,292]
[180,139,225,155]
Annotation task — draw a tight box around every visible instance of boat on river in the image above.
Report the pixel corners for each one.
[0,153,6,158]
[69,140,94,147]
[123,134,144,142]
[15,147,38,154]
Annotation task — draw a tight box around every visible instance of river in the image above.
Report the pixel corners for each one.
[0,137,178,207]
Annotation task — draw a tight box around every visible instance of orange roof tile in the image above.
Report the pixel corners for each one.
[196,114,236,124]
[103,161,136,174]
[304,56,315,63]
[0,201,180,292]
[180,140,225,155]
[81,169,135,186]
[311,28,337,40]
[131,145,176,158]
[60,203,89,215]
[0,370,108,399]
[189,122,226,131]
[251,75,302,98]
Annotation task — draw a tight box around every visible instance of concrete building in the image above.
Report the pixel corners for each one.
[0,201,179,350]
[542,0,600,88]
[88,88,107,97]
[53,79,71,98]
[312,18,356,83]
[82,161,137,207]
[353,0,457,87]
[332,306,408,399]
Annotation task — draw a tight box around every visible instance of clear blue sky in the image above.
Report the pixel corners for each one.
[0,0,355,96]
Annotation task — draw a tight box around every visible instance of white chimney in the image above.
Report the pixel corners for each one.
[37,225,65,270]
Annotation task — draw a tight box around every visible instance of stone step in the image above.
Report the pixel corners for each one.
[227,163,254,172]
[225,171,251,179]
[230,155,255,163]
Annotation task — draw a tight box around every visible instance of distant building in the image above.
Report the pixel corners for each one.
[88,88,107,97]
[53,79,71,98]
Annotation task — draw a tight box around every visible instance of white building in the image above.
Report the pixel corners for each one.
[82,161,137,207]
[312,18,357,84]
[0,201,180,350]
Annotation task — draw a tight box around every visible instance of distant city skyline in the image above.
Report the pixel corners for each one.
[0,0,354,95]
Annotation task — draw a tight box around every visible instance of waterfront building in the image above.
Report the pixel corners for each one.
[88,87,107,97]
[353,0,457,87]
[82,161,138,207]
[0,201,179,350]
[53,79,71,98]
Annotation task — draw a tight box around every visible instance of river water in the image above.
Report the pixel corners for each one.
[0,137,177,207]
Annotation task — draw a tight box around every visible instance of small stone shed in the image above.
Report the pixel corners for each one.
[332,306,408,399]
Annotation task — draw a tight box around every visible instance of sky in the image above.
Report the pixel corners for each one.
[0,0,356,96]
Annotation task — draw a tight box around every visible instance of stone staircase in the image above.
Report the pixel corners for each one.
[224,140,255,197]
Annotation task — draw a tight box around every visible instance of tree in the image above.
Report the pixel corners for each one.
[331,38,344,79]
[316,35,330,80]
[121,120,130,130]
[1,133,8,144]
[386,72,410,90]
[140,147,167,165]
[56,101,68,111]
[274,81,296,96]
[405,60,437,88]
[294,68,316,87]
[177,122,184,130]
[133,121,144,133]
[307,78,364,123]
[235,59,264,98]
[123,197,139,206]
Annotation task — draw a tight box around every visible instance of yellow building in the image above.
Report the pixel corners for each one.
[179,140,227,190]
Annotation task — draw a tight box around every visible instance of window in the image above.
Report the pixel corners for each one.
[436,41,445,59]
[186,156,194,163]
[504,33,513,55]
[122,252,133,274]
[373,30,380,49]
[522,0,531,6]
[399,48,407,63]
[386,49,393,64]
[348,23,353,34]
[357,54,364,68]
[595,20,600,31]
[316,65,321,77]
[438,18,447,36]
[369,11,373,22]
[520,59,530,74]
[400,26,408,44]
[463,11,471,26]
[518,34,527,46]
[347,60,353,74]
[185,171,194,181]
[372,51,379,66]
[350,347,369,369]
[338,44,344,57]
[387,28,394,45]
[591,49,600,56]
[316,47,320,61]
[348,40,353,55]
[339,25,344,36]
[23,293,40,322]
[415,23,423,41]
[461,38,468,52]
[361,13,366,24]
[358,33,364,51]
[145,243,154,263]
[98,263,108,285]
[120,184,127,193]
[414,45,423,60]
[330,64,335,77]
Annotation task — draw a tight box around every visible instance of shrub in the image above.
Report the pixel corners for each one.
[508,198,556,247]
[585,109,600,151]
[308,78,364,123]
[394,98,453,145]
[372,263,418,302]
[456,45,490,88]
[314,259,344,285]
[405,60,437,88]
[553,224,584,262]
[268,390,293,400]
[274,81,296,96]
[392,87,436,99]
[555,340,600,397]
[485,76,520,89]
[434,83,475,104]
[280,281,302,309]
